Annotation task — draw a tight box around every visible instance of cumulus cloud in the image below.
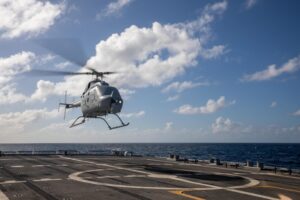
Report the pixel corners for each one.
[182,0,227,34]
[164,122,173,131]
[270,101,277,108]
[174,96,235,115]
[242,55,300,81]
[97,0,133,19]
[244,0,258,10]
[0,85,28,104]
[211,117,238,133]
[166,95,180,102]
[86,22,200,88]
[293,109,300,116]
[119,88,136,100]
[162,81,209,93]
[199,45,227,59]
[120,110,145,118]
[281,125,300,134]
[0,51,35,104]
[0,108,60,133]
[55,61,72,69]
[0,0,65,39]
[39,54,56,64]
[30,80,56,102]
[0,51,35,85]
[31,1,228,101]
[0,51,75,104]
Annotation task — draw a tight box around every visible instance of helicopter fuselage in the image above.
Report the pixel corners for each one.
[80,80,123,118]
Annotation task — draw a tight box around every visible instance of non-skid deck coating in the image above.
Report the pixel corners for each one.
[0,155,299,200]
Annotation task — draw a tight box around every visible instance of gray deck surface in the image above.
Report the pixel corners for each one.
[0,155,299,200]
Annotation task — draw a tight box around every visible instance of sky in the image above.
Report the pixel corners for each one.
[0,0,300,143]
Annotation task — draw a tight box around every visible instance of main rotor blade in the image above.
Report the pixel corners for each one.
[28,69,93,76]
[35,38,88,67]
[86,67,117,76]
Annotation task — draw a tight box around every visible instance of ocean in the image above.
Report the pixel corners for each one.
[0,143,299,169]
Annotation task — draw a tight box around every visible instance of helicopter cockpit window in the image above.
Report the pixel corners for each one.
[104,88,112,95]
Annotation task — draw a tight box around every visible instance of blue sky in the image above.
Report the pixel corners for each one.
[0,0,300,143]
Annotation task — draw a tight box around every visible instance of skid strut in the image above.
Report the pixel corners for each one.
[97,114,129,130]
[70,116,86,128]
[69,114,129,130]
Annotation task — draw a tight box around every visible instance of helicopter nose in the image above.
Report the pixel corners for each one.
[110,98,123,113]
[111,98,122,104]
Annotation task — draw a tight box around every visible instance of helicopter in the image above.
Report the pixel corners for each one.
[30,39,129,130]
[32,68,129,130]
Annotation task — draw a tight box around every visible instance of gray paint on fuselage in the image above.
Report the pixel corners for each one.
[81,84,123,117]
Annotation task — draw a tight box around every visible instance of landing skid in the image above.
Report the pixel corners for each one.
[70,116,86,128]
[97,113,130,130]
[69,114,129,130]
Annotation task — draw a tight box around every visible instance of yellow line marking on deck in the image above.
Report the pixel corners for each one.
[169,190,205,200]
[278,194,292,200]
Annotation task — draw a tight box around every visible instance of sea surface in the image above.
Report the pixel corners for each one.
[0,143,299,169]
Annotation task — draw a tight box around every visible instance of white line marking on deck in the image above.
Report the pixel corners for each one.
[147,158,300,181]
[32,165,50,168]
[0,189,9,200]
[32,178,62,182]
[226,188,279,200]
[251,172,300,180]
[69,169,211,190]
[97,176,120,179]
[62,157,235,190]
[61,156,282,200]
[0,159,19,161]
[125,175,147,178]
[0,180,26,185]
[57,164,68,167]
[10,165,24,168]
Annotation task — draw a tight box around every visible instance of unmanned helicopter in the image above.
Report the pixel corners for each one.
[32,68,129,130]
[30,39,129,130]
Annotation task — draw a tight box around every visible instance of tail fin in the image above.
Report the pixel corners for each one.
[58,91,68,120]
